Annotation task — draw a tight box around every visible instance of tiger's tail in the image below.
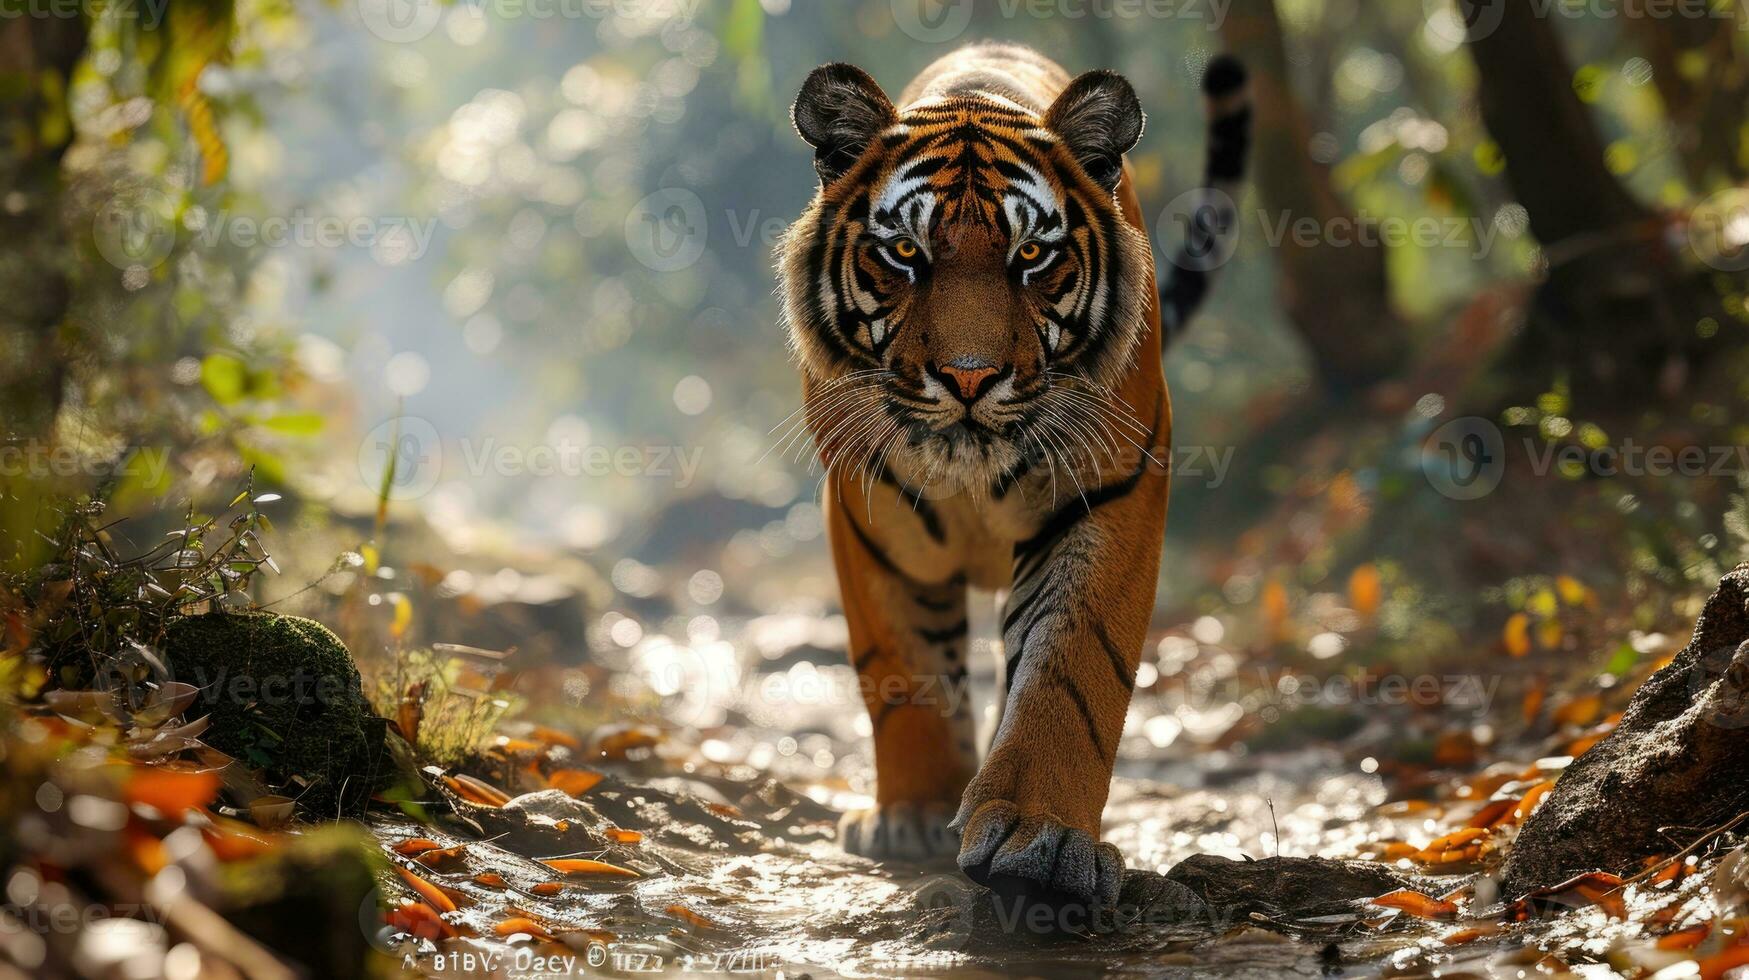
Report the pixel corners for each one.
[1158,54,1251,345]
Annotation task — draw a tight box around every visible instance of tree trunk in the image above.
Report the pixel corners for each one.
[1220,0,1411,396]
[0,16,85,442]
[1459,0,1741,409]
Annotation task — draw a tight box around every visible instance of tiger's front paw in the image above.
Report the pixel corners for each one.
[952,799,1124,913]
[839,801,959,863]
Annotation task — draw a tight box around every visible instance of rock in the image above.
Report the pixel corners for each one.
[1164,854,1411,925]
[1500,562,1749,896]
[163,612,389,817]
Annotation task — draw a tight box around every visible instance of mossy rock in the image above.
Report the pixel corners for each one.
[163,612,388,817]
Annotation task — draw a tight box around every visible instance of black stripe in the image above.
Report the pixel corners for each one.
[853,646,880,672]
[1093,621,1135,691]
[1048,662,1105,756]
[875,462,946,543]
[1014,392,1162,559]
[1001,581,1047,635]
[914,591,956,612]
[842,508,910,582]
[917,619,967,645]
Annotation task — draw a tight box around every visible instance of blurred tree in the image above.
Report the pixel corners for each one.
[1220,0,1411,396]
[1459,0,1741,407]
[0,15,85,440]
[1624,7,1747,191]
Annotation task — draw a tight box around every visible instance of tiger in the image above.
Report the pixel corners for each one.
[776,41,1250,911]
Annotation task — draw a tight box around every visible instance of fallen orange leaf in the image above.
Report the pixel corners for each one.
[416,845,468,871]
[1371,889,1459,920]
[1349,564,1381,618]
[1441,923,1502,945]
[1656,923,1710,950]
[443,774,511,807]
[1552,693,1602,728]
[1514,781,1555,822]
[201,817,278,862]
[395,864,458,914]
[1698,941,1749,980]
[531,725,580,750]
[1503,613,1532,657]
[540,858,640,878]
[494,917,556,942]
[388,899,455,941]
[548,769,604,796]
[122,767,221,814]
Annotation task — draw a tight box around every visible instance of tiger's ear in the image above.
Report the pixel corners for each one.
[792,63,896,185]
[1045,70,1144,192]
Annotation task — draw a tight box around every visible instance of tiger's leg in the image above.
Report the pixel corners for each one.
[825,479,979,862]
[952,465,1167,911]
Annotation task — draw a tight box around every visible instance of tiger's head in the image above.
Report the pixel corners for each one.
[777,63,1155,489]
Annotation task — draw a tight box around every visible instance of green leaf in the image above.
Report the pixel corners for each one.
[1604,642,1638,677]
[200,353,247,405]
[259,412,324,436]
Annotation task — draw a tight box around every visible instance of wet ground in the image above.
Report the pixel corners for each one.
[368,605,1726,978]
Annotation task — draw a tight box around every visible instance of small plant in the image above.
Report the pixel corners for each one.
[10,474,280,703]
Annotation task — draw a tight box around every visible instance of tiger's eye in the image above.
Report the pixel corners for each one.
[893,238,919,259]
[1017,242,1042,262]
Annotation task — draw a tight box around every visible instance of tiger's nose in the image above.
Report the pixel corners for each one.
[929,357,1005,403]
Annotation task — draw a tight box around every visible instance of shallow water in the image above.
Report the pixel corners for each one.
[370,610,1714,978]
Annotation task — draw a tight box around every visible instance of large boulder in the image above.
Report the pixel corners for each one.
[1501,562,1749,896]
[163,612,389,817]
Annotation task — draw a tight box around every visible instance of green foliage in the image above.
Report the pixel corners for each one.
[22,476,281,691]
